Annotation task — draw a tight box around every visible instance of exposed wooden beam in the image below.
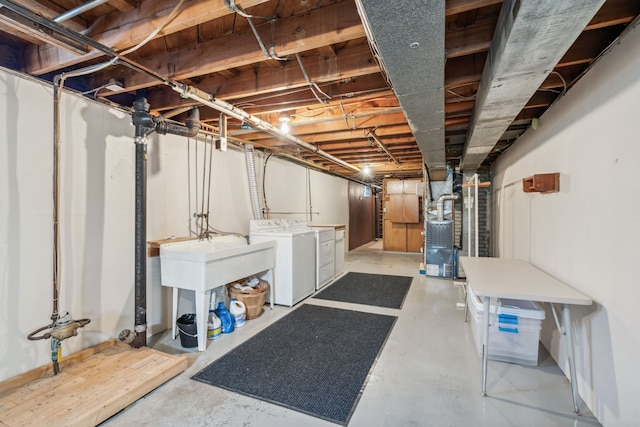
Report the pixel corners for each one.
[0,9,89,55]
[88,1,366,93]
[109,0,137,13]
[586,0,640,30]
[446,11,495,58]
[138,42,380,111]
[241,121,413,147]
[445,0,503,16]
[444,52,486,88]
[24,0,272,75]
[558,26,623,67]
[12,0,87,32]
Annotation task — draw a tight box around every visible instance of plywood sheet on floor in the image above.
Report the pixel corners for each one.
[0,339,187,427]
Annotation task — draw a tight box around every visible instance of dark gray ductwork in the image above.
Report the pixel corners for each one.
[123,98,200,348]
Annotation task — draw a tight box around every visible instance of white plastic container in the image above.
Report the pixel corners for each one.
[207,311,222,340]
[229,299,246,328]
[207,297,222,340]
[467,284,545,366]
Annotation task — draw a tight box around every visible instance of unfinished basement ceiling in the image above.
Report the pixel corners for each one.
[0,0,638,183]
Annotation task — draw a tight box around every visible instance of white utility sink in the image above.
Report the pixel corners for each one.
[160,235,276,351]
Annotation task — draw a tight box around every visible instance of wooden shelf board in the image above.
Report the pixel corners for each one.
[147,236,196,257]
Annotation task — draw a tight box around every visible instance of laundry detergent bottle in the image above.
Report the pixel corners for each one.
[214,301,234,334]
[229,299,246,327]
[207,300,222,340]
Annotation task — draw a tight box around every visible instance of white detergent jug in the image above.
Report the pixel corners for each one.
[207,297,222,340]
[229,299,246,327]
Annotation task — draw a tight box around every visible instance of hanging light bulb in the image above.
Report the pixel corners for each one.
[279,112,291,134]
[363,164,371,175]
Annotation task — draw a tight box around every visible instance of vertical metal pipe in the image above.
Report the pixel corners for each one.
[131,134,147,348]
[467,185,471,257]
[474,173,479,257]
[130,97,152,349]
[127,98,200,348]
[52,79,62,322]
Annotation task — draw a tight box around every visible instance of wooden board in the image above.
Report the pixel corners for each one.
[0,340,187,427]
[147,236,196,257]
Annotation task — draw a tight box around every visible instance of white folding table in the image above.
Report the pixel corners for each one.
[459,256,592,413]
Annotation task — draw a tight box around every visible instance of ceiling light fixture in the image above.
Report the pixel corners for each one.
[363,164,371,175]
[279,112,291,134]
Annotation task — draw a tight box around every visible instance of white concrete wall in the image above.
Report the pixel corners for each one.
[0,70,349,381]
[491,23,640,426]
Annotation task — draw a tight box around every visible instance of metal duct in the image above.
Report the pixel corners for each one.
[355,0,446,173]
[437,193,459,221]
[459,0,606,171]
[245,144,263,220]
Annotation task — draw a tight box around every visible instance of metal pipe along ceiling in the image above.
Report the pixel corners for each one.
[53,0,110,23]
[169,83,362,174]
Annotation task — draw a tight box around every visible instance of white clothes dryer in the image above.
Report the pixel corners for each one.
[282,219,336,290]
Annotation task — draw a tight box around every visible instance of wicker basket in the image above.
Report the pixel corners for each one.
[227,279,269,320]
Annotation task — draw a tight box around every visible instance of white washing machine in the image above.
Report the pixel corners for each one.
[283,219,336,290]
[249,219,316,306]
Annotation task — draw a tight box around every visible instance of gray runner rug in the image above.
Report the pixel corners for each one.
[192,304,397,425]
[313,272,413,309]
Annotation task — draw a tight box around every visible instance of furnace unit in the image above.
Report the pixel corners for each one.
[425,220,454,278]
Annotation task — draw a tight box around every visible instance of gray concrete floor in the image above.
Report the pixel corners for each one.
[102,243,601,426]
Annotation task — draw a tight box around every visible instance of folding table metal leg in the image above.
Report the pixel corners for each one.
[561,303,580,413]
[482,296,490,396]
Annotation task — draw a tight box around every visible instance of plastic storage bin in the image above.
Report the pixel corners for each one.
[467,284,545,366]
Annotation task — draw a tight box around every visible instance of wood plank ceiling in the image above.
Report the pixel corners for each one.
[0,0,638,183]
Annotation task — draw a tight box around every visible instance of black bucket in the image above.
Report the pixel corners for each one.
[177,313,198,348]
